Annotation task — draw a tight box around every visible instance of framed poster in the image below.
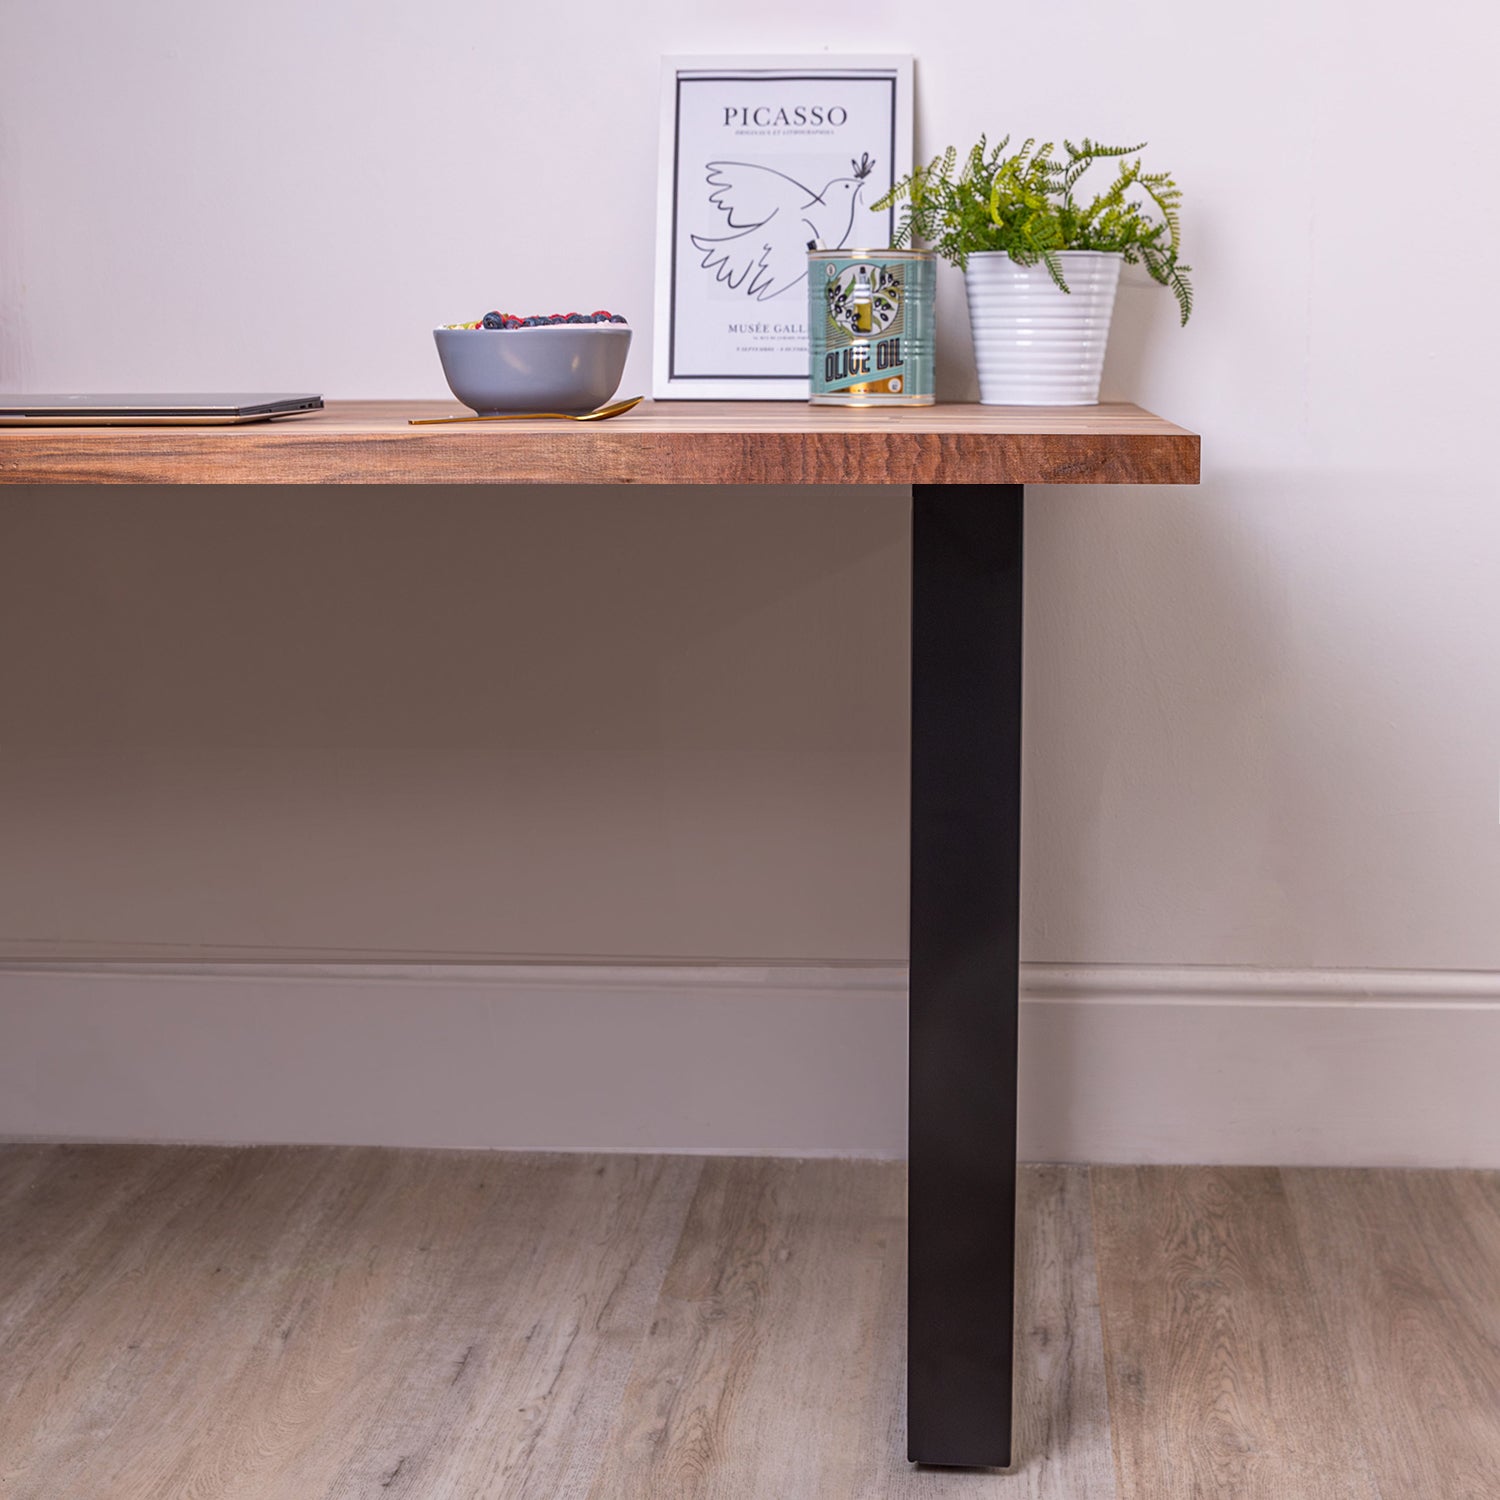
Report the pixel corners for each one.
[653,55,914,400]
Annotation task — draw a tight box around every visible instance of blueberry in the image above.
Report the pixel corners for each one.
[522,316,543,327]
[481,312,505,329]
[609,314,627,324]
[565,313,588,323]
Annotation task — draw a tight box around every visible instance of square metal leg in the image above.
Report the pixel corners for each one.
[907,483,1023,1468]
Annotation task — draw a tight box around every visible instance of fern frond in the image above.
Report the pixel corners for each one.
[1136,172,1183,254]
[1167,261,1193,324]
[1068,138,1145,160]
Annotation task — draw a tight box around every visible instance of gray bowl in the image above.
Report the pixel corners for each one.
[433,324,631,415]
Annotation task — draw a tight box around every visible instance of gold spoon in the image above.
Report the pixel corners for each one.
[409,396,644,426]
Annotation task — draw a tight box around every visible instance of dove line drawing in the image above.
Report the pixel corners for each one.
[689,153,877,303]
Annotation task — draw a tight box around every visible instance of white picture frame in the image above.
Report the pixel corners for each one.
[653,55,914,401]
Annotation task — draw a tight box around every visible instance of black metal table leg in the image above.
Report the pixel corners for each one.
[907,483,1023,1468]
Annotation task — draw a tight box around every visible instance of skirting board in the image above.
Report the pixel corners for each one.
[1,961,1498,1165]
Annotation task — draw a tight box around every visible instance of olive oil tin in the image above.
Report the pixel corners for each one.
[808,249,935,405]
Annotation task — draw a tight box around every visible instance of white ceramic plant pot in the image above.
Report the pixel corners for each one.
[964,250,1123,405]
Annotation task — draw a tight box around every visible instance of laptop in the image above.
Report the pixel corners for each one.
[0,393,324,425]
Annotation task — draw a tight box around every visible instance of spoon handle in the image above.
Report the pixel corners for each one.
[409,397,642,426]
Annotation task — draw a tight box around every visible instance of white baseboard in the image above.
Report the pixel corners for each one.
[2,960,1498,1165]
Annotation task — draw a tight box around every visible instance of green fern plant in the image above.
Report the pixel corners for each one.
[871,137,1193,324]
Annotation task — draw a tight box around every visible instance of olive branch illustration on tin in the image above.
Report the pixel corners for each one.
[690,154,877,301]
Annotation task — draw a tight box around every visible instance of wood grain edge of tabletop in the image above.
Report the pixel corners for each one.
[0,416,1199,488]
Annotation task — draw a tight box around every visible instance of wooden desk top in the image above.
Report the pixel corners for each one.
[0,400,1199,487]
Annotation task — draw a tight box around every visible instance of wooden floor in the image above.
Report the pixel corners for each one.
[2,1149,1498,1498]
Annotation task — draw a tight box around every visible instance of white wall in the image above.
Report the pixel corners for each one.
[2,0,1497,1157]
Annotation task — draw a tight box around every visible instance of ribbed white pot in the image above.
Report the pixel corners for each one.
[964,250,1123,405]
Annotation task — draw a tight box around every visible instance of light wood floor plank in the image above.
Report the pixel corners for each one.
[0,1147,699,1500]
[336,1151,702,1500]
[0,1145,353,1498]
[588,1156,905,1500]
[1091,1165,1379,1500]
[0,1141,50,1204]
[136,1145,473,1500]
[0,1144,173,1348]
[1009,1165,1118,1499]
[1283,1168,1500,1500]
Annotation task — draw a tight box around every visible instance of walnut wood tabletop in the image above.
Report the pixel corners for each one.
[0,399,1199,487]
